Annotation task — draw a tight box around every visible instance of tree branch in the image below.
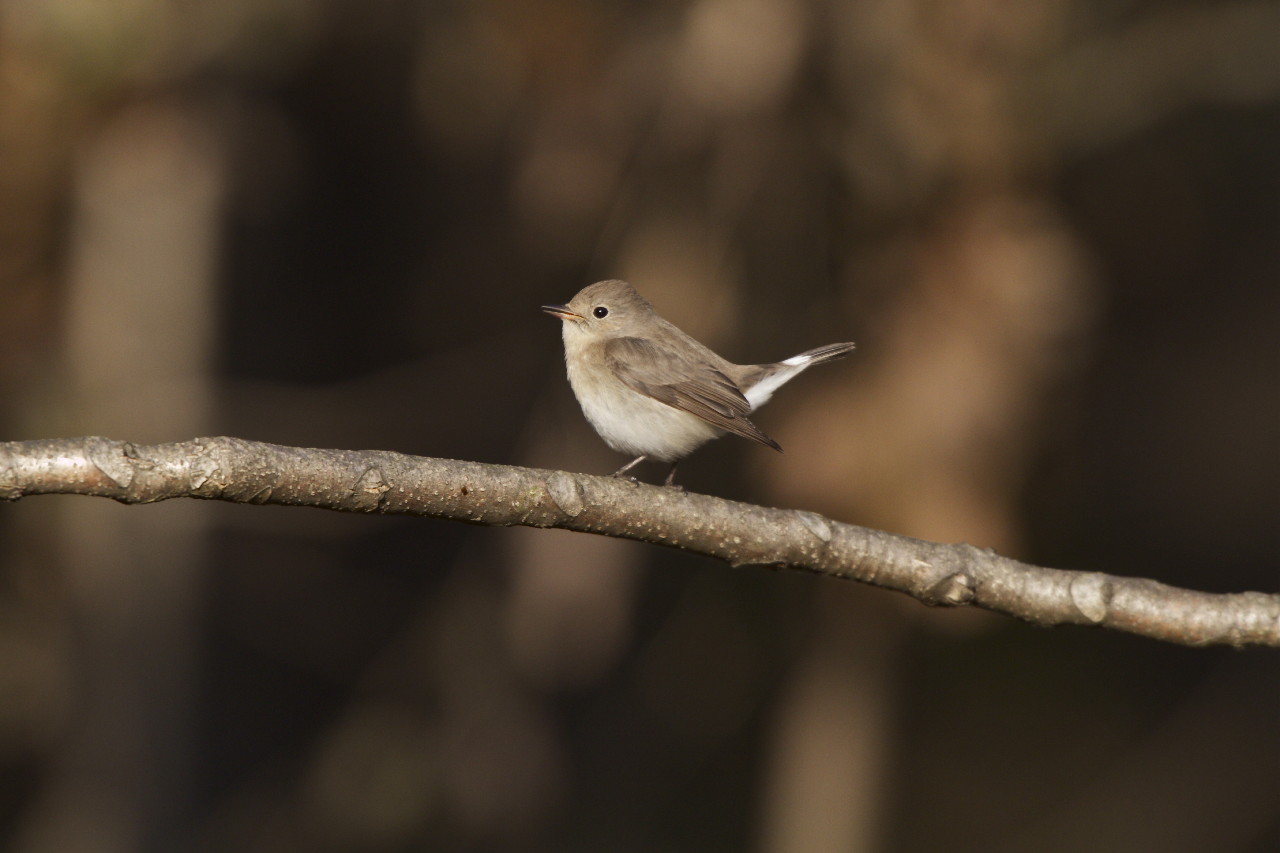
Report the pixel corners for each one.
[2,436,1276,648]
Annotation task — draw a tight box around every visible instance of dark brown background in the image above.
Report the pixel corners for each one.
[0,1,1277,851]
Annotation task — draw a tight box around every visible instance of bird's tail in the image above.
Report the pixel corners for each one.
[741,341,856,410]
[782,342,856,367]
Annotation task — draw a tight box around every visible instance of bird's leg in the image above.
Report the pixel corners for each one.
[662,463,683,490]
[612,455,647,481]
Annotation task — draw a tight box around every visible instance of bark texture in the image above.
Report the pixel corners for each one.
[2,436,1276,648]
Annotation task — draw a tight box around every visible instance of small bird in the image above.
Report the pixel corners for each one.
[542,280,855,486]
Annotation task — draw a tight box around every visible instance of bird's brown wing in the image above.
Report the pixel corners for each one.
[603,337,781,451]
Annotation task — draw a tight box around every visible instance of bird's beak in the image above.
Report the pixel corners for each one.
[541,304,584,321]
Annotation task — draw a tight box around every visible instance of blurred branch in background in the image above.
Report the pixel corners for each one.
[3,436,1276,649]
[1,0,1277,851]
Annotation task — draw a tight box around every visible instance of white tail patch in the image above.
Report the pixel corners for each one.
[744,343,854,410]
[744,362,807,410]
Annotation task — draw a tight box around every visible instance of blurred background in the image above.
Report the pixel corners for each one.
[1,0,1277,851]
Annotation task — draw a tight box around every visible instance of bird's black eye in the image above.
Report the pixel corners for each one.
[593,306,609,319]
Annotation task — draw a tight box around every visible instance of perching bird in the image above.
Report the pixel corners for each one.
[543,280,855,486]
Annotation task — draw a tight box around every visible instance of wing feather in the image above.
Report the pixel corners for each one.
[604,337,781,451]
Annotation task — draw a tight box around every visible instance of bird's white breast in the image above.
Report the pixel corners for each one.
[563,332,719,462]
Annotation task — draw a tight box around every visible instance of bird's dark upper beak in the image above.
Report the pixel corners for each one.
[541,304,584,321]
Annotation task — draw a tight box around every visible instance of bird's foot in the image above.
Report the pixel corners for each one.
[611,455,647,484]
[662,463,682,490]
